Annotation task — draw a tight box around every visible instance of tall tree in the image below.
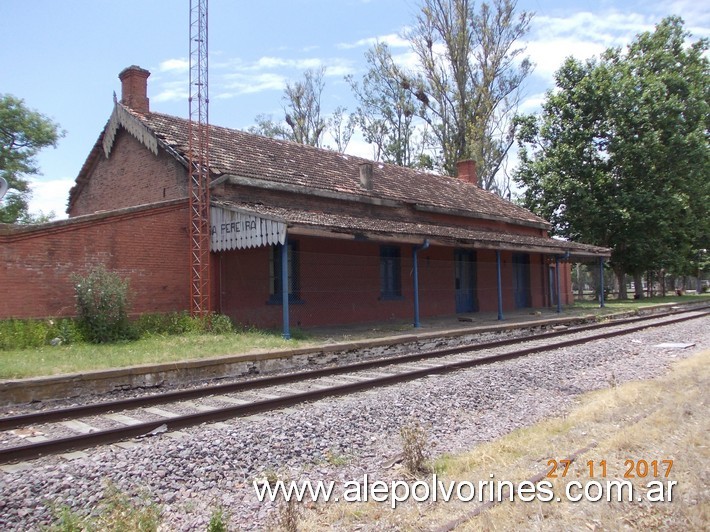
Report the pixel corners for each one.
[347,42,431,168]
[515,17,710,298]
[250,67,354,152]
[0,94,63,223]
[403,0,533,189]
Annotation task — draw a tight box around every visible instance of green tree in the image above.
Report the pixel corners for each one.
[515,17,710,299]
[0,94,64,223]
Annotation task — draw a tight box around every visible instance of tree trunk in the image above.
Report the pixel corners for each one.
[576,263,584,299]
[615,268,627,299]
[633,273,644,299]
[660,269,666,297]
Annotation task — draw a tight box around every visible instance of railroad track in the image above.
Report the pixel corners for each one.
[1,306,707,465]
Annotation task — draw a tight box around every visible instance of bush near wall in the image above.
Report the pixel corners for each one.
[133,311,234,336]
[73,265,135,344]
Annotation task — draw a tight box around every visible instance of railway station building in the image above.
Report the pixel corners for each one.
[0,66,610,332]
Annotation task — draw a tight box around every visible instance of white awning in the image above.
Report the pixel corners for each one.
[210,205,286,251]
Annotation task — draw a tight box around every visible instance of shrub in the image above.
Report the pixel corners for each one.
[0,319,46,349]
[0,318,84,350]
[206,313,234,334]
[73,265,135,343]
[48,318,84,345]
[135,311,234,336]
[207,507,229,532]
[400,420,431,476]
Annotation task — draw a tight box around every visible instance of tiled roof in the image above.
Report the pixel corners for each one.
[214,200,611,258]
[133,109,550,228]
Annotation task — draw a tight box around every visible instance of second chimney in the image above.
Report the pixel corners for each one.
[359,162,374,191]
[119,65,151,114]
[456,159,478,186]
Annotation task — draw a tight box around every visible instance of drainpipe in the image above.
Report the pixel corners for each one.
[599,257,605,308]
[413,239,430,328]
[496,250,504,321]
[281,236,291,340]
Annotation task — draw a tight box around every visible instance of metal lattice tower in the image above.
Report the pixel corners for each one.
[188,0,210,317]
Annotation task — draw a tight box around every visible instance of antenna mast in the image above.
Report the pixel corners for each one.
[188,0,210,317]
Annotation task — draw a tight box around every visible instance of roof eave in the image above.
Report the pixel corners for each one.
[413,203,550,231]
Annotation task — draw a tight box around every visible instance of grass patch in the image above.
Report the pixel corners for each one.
[0,329,309,379]
[47,482,160,531]
[574,293,710,312]
[298,349,710,530]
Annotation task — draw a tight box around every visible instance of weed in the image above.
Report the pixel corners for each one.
[47,482,160,531]
[46,504,85,531]
[207,506,229,532]
[275,497,300,532]
[262,468,280,487]
[324,449,351,467]
[400,420,431,476]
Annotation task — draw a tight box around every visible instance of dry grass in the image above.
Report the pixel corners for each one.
[298,350,710,530]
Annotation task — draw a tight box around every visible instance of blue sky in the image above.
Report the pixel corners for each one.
[1,0,708,219]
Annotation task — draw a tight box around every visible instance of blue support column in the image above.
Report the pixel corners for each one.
[412,240,430,328]
[281,238,291,340]
[555,255,562,313]
[496,250,504,321]
[599,257,605,308]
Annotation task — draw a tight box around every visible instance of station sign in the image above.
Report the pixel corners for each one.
[210,206,286,251]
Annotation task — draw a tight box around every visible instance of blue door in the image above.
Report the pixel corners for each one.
[454,250,478,313]
[512,253,531,309]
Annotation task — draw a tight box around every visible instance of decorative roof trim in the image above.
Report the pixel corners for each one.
[103,100,158,158]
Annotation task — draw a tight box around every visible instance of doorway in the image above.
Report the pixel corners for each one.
[454,249,478,313]
[512,253,531,308]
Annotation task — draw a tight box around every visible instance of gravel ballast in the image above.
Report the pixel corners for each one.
[0,317,707,530]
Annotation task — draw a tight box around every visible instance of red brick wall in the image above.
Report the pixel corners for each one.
[69,129,187,217]
[0,201,190,319]
[215,236,567,329]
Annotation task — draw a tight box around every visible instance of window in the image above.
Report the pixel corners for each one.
[380,245,402,299]
[269,243,299,303]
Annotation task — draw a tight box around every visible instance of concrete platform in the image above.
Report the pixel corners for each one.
[0,301,705,406]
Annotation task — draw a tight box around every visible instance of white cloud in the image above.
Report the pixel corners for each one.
[152,80,189,103]
[213,55,357,99]
[338,32,411,50]
[524,10,658,84]
[525,38,607,81]
[221,72,288,96]
[158,58,189,72]
[519,92,548,114]
[662,1,710,37]
[27,177,74,219]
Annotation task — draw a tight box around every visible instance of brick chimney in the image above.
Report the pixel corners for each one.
[119,65,150,113]
[359,162,374,191]
[456,159,478,186]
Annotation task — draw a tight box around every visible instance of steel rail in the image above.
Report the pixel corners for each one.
[0,305,707,433]
[0,309,707,464]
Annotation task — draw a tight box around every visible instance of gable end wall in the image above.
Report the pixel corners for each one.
[69,129,187,217]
